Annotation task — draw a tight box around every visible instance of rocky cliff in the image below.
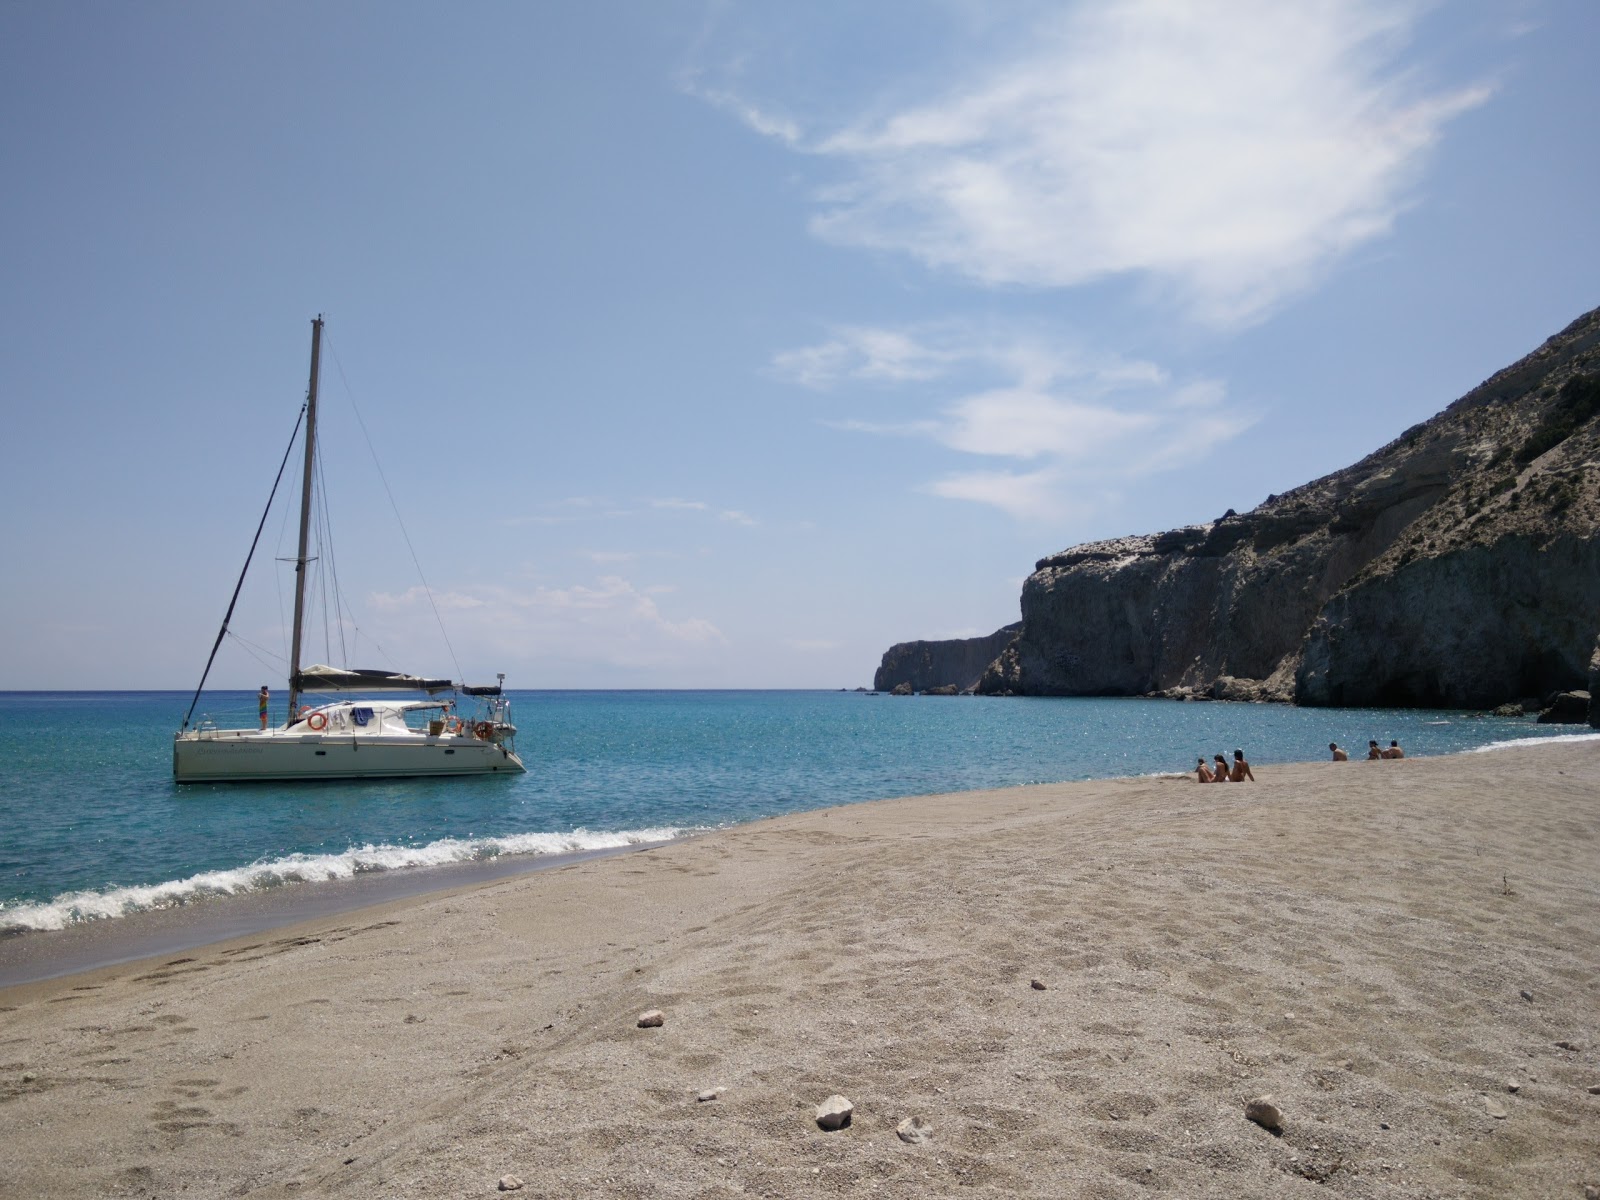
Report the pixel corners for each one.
[878,307,1600,708]
[874,624,1020,693]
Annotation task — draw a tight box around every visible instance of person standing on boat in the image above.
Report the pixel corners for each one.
[258,685,270,730]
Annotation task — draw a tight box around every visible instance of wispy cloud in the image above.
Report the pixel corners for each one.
[652,496,760,528]
[712,0,1491,327]
[778,323,1252,521]
[370,576,725,670]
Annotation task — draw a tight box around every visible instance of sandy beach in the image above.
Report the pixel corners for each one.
[2,741,1597,1198]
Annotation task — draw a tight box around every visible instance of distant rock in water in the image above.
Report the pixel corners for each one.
[877,307,1600,710]
[875,623,1020,694]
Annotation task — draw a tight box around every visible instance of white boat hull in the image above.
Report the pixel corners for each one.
[173,729,525,782]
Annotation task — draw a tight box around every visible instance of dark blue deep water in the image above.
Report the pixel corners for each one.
[0,689,1577,932]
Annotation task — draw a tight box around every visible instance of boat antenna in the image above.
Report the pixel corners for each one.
[180,402,307,731]
[286,315,323,719]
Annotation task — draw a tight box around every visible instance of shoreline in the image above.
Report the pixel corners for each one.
[2,741,1597,1196]
[5,732,1597,989]
[0,842,659,990]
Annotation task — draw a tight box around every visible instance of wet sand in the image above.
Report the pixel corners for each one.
[2,741,1597,1197]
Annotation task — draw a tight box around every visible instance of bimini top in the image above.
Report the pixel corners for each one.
[293,665,454,693]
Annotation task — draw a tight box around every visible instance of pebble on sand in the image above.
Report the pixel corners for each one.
[896,1115,934,1144]
[498,1175,524,1191]
[1481,1096,1508,1119]
[815,1095,854,1131]
[636,1010,665,1028]
[697,1088,721,1102]
[1244,1095,1283,1131]
[1030,979,1047,990]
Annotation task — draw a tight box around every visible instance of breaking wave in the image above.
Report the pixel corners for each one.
[0,826,686,933]
[1471,731,1600,753]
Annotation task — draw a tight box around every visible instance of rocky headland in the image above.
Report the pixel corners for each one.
[873,624,1021,694]
[876,306,1600,721]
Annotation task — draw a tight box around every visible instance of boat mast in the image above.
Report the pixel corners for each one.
[286,315,323,721]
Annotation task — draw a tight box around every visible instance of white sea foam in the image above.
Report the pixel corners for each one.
[1470,731,1600,753]
[0,826,686,933]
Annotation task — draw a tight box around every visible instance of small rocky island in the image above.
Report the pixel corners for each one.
[876,306,1600,725]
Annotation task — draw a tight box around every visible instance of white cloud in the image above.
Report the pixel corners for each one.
[651,496,759,527]
[689,85,802,146]
[367,576,725,672]
[939,387,1153,460]
[777,322,1253,520]
[771,326,952,387]
[729,0,1491,326]
[924,467,1072,523]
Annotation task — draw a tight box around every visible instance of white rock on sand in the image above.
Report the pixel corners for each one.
[815,1095,853,1130]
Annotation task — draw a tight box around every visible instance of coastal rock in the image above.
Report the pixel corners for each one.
[923,684,960,696]
[884,307,1600,712]
[1589,637,1600,727]
[1538,689,1592,723]
[875,623,1020,694]
[890,682,913,696]
[896,1115,934,1144]
[636,1009,665,1028]
[1245,1095,1283,1130]
[815,1094,854,1130]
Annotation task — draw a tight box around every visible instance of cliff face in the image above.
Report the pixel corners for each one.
[874,624,1020,693]
[880,307,1600,708]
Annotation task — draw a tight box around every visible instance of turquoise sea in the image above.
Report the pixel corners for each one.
[0,689,1584,937]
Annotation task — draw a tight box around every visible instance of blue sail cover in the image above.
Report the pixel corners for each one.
[294,666,454,694]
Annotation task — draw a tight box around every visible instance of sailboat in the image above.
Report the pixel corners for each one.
[172,317,526,782]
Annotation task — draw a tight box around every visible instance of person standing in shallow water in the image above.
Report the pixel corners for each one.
[1330,742,1349,761]
[258,685,270,731]
[1230,749,1255,781]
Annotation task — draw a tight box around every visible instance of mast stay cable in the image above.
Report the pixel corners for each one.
[180,405,307,730]
[324,335,464,683]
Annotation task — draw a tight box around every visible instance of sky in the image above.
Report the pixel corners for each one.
[1,0,1596,691]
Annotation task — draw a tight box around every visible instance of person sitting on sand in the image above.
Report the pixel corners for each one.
[1229,749,1255,782]
[1196,756,1215,783]
[1330,742,1349,761]
[1383,740,1405,759]
[1213,754,1231,781]
[1368,740,1383,760]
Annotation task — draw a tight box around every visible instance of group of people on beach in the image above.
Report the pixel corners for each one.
[1328,740,1405,761]
[1195,749,1254,782]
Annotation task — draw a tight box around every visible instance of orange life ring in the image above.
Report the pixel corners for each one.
[306,711,328,731]
[473,721,493,740]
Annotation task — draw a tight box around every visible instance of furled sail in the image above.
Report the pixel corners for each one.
[293,665,454,693]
